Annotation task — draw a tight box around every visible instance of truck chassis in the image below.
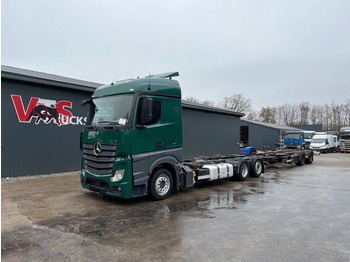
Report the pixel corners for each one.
[172,149,314,199]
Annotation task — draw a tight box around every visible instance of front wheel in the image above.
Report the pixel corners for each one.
[305,153,313,164]
[149,168,173,200]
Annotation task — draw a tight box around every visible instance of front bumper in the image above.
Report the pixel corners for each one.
[81,156,133,198]
[310,147,327,153]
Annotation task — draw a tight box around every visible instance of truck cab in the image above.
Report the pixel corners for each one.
[339,127,350,152]
[284,131,305,149]
[80,72,184,199]
[303,130,315,148]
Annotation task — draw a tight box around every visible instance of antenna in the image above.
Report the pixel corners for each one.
[111,73,118,85]
[148,71,151,90]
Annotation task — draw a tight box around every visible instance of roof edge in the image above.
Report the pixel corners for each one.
[1,65,102,92]
[182,100,245,117]
[241,119,302,131]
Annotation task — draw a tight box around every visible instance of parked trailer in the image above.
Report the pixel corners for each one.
[181,149,313,185]
[80,72,314,200]
[256,149,314,166]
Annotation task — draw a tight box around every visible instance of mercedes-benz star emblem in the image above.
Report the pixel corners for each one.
[93,142,102,156]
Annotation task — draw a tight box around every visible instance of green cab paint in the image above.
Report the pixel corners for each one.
[80,72,183,198]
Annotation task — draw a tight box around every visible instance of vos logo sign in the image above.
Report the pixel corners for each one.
[11,95,86,126]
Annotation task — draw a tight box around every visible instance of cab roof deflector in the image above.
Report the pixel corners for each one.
[146,72,179,79]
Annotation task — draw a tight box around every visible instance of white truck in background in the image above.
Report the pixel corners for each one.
[309,132,336,153]
[303,130,315,149]
[326,131,340,151]
[339,127,350,153]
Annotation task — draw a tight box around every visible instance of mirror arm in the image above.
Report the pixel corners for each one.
[81,98,92,107]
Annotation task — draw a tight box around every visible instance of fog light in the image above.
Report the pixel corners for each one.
[111,169,124,182]
[82,170,85,176]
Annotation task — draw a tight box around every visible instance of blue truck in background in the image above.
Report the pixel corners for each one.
[284,131,305,149]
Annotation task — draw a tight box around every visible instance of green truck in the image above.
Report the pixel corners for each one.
[80,72,313,200]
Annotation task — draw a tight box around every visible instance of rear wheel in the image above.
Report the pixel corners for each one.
[149,168,173,200]
[250,158,263,177]
[235,161,249,181]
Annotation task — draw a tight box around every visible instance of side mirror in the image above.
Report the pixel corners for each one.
[137,97,153,127]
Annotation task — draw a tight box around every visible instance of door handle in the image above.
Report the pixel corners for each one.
[156,142,164,148]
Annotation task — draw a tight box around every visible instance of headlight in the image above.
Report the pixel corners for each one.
[110,169,124,182]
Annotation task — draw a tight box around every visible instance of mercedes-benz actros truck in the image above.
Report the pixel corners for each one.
[80,72,313,200]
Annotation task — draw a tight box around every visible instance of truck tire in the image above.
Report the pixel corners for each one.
[296,152,305,166]
[149,168,173,200]
[235,161,249,181]
[305,153,313,164]
[250,158,263,177]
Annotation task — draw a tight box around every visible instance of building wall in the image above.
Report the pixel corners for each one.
[1,78,93,177]
[1,71,242,177]
[182,108,241,159]
[241,122,281,150]
[249,125,280,150]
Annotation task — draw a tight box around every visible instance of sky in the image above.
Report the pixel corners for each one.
[2,0,350,110]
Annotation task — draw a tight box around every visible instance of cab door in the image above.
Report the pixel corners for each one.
[131,95,182,155]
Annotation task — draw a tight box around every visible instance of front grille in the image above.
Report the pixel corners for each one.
[344,142,350,149]
[285,143,298,148]
[83,144,117,175]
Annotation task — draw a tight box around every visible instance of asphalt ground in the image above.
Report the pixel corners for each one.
[2,153,350,262]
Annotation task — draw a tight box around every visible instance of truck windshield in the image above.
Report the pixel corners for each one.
[304,133,314,139]
[312,138,326,143]
[285,133,300,140]
[87,95,133,125]
[340,133,350,140]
